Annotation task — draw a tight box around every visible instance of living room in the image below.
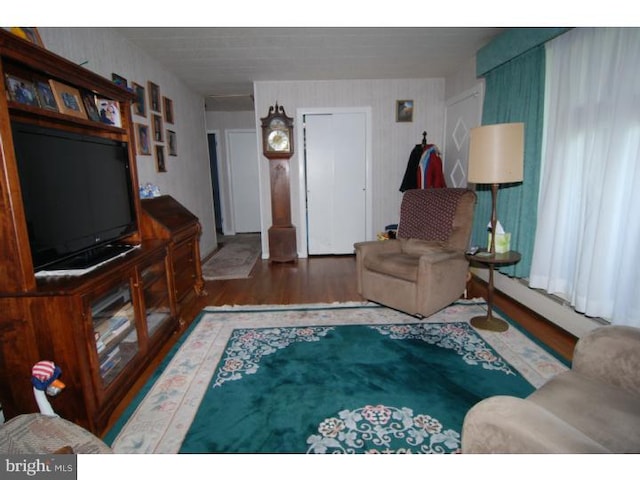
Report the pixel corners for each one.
[0,5,637,474]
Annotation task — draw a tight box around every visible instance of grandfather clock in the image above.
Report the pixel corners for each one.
[261,103,297,262]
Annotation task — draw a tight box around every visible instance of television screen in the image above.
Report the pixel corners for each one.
[11,122,137,271]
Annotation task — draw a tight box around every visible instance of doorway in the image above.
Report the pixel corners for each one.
[207,132,223,234]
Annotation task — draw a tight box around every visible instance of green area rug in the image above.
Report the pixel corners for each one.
[105,301,567,454]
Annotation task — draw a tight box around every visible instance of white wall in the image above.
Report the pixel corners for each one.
[253,78,445,257]
[38,27,218,258]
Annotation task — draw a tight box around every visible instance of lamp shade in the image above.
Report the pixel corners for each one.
[468,123,524,184]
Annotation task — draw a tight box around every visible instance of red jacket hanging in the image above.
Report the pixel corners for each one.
[400,143,447,191]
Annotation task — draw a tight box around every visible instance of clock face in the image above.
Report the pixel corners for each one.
[267,129,290,152]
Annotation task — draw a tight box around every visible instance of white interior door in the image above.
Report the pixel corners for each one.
[227,129,261,233]
[305,112,366,254]
[443,84,484,187]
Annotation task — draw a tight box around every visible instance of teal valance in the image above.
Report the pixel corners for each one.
[476,27,570,77]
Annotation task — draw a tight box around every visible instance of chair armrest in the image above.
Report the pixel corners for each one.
[354,239,401,257]
[572,325,640,396]
[461,396,609,453]
[417,248,464,267]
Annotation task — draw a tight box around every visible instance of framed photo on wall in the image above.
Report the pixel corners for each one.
[167,129,177,156]
[132,82,146,117]
[155,145,166,172]
[148,81,161,113]
[163,96,174,124]
[135,123,151,155]
[152,113,163,142]
[396,100,414,123]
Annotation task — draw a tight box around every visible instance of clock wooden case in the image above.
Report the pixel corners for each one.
[260,103,297,262]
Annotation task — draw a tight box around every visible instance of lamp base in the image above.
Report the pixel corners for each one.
[470,315,509,332]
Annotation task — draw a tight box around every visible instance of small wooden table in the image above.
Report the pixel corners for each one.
[467,250,521,332]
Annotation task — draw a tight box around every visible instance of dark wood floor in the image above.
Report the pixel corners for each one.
[103,253,577,437]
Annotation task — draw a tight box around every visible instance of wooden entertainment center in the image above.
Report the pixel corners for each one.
[0,30,204,434]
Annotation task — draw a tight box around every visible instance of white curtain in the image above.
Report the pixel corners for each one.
[529,27,640,327]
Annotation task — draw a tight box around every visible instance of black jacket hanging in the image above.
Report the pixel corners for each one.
[399,144,423,192]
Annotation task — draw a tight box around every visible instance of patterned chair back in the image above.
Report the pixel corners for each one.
[396,188,472,242]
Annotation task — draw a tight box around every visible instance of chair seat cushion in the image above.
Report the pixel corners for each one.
[363,252,419,282]
[529,371,640,452]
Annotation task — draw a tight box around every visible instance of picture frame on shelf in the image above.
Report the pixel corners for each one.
[155,145,166,172]
[163,96,174,124]
[34,80,58,111]
[396,99,414,123]
[132,82,146,117]
[135,123,151,155]
[5,74,40,107]
[96,98,122,127]
[111,73,128,89]
[167,129,177,156]
[4,27,44,47]
[148,81,160,113]
[48,80,87,119]
[81,91,100,122]
[152,113,163,142]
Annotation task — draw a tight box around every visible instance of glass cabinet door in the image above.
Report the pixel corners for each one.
[140,258,172,338]
[91,283,138,387]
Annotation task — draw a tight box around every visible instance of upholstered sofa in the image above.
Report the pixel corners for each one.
[461,325,640,453]
[354,188,476,318]
[0,414,112,453]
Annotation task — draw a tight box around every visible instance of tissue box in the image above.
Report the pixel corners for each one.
[488,232,511,254]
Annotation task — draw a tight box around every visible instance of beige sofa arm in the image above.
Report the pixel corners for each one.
[461,396,609,453]
[572,325,640,396]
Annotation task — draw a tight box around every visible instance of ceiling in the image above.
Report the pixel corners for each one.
[116,27,505,111]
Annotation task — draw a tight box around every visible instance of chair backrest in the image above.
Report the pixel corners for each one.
[396,188,476,249]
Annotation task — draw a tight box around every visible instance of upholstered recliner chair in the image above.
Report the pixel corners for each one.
[354,188,476,318]
[461,325,640,453]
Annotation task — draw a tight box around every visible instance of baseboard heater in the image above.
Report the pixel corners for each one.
[471,267,607,339]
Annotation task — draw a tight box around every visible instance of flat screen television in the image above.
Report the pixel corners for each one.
[11,121,138,272]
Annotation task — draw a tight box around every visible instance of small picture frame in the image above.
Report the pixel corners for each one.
[167,129,177,156]
[81,91,100,122]
[155,145,166,172]
[148,81,161,113]
[135,123,151,155]
[5,74,40,107]
[97,98,122,127]
[111,73,128,89]
[163,96,174,124]
[48,80,87,119]
[396,100,414,123]
[34,80,58,111]
[5,27,44,47]
[152,113,163,142]
[132,82,146,117]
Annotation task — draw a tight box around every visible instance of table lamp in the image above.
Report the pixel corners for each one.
[468,122,524,331]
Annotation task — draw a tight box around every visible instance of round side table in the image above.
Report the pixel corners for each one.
[467,250,521,332]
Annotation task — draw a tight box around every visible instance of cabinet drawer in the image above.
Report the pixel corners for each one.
[174,263,197,301]
[173,240,194,265]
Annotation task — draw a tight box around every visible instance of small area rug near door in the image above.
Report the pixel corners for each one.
[105,301,567,454]
[201,234,261,280]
